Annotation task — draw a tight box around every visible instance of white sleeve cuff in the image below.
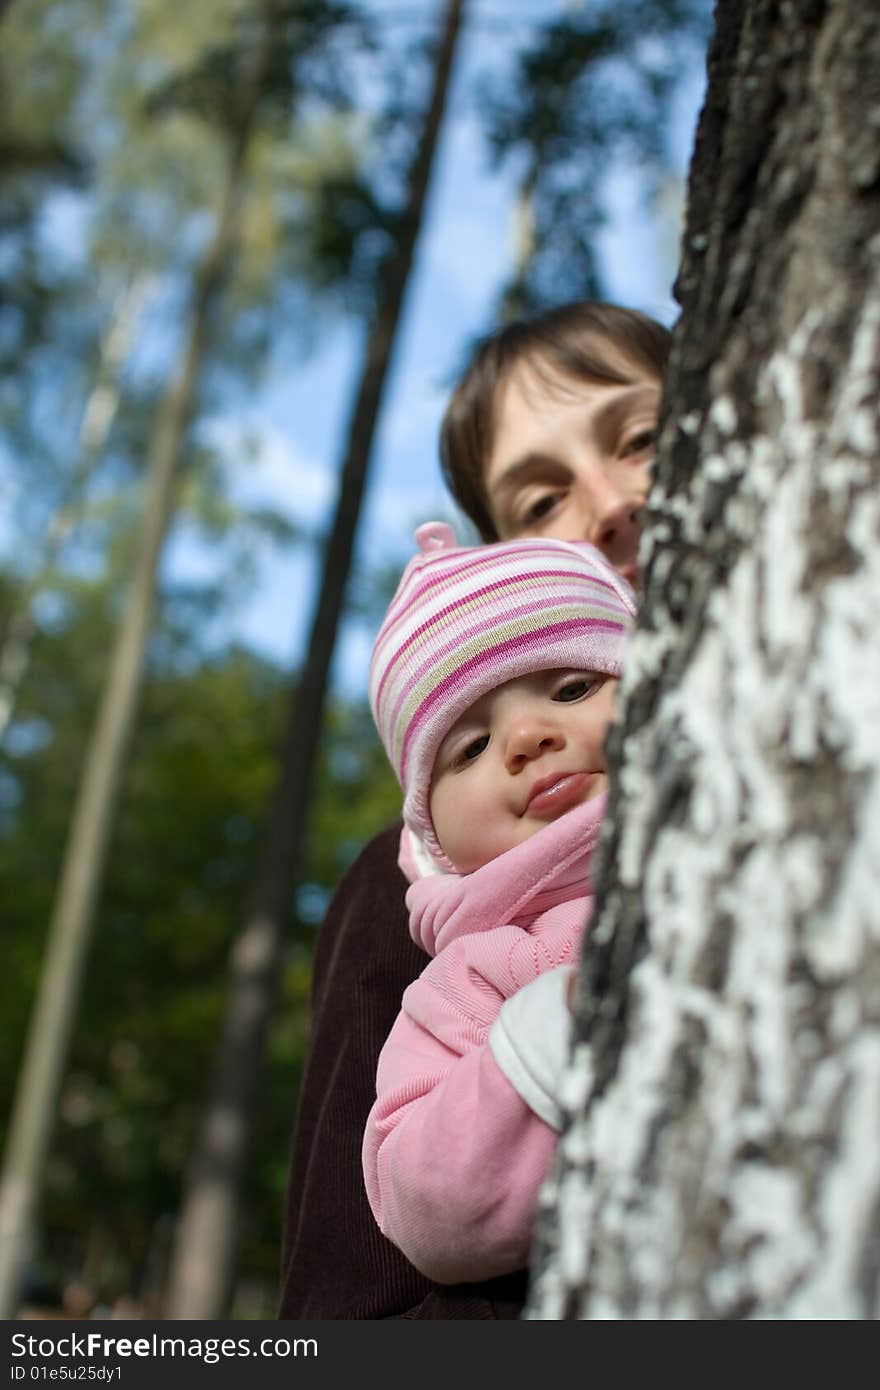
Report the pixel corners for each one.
[488,966,575,1133]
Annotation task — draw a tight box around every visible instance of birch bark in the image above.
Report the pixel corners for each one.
[528,0,880,1319]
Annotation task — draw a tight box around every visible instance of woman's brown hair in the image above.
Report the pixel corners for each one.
[439,302,672,541]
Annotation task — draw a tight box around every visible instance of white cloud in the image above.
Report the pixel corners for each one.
[203,414,334,528]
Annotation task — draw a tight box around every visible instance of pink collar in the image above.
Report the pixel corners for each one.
[406,793,606,957]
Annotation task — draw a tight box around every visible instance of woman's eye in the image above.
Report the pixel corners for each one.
[554,677,597,703]
[522,492,563,525]
[455,734,489,766]
[621,428,656,458]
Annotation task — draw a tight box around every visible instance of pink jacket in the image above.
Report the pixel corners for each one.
[362,795,604,1284]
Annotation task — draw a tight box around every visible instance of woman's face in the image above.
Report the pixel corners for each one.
[483,360,661,586]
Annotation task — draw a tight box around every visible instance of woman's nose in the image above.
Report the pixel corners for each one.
[568,462,645,563]
[590,495,643,568]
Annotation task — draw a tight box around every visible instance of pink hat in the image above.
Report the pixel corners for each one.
[369,522,637,863]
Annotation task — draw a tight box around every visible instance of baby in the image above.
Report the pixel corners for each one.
[362,521,636,1283]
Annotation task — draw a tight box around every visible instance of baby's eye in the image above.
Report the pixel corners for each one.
[553,677,598,703]
[455,733,489,766]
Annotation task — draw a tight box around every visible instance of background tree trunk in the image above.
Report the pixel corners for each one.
[0,14,276,1321]
[0,273,151,746]
[498,161,537,322]
[528,0,880,1318]
[163,0,467,1322]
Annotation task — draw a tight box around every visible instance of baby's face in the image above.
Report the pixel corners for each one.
[429,668,618,873]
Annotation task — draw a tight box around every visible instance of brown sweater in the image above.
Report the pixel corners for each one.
[279,823,528,1319]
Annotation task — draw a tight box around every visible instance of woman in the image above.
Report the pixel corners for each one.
[279,301,670,1320]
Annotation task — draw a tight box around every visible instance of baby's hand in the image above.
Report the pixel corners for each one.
[488,965,578,1133]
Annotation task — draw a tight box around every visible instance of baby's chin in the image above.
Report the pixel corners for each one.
[583,772,608,800]
[456,774,609,872]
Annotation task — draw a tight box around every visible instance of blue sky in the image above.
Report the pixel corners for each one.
[163,1,708,699]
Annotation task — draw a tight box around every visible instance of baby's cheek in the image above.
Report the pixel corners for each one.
[429,779,455,851]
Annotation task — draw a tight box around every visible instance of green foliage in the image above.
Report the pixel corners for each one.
[304,697,400,907]
[0,0,106,167]
[483,0,711,313]
[0,0,384,571]
[143,0,370,134]
[0,560,394,1306]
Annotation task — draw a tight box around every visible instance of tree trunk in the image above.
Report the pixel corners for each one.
[498,160,538,322]
[0,273,152,746]
[163,0,467,1322]
[0,18,275,1321]
[527,0,880,1319]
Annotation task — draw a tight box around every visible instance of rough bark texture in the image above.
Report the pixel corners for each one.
[528,0,880,1319]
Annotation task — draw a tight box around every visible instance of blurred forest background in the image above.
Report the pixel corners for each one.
[0,0,709,1318]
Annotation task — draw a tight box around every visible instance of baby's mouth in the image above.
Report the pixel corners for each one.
[524,770,597,820]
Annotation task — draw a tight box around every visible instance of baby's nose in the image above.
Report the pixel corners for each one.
[505,719,564,769]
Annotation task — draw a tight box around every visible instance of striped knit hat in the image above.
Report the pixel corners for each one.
[370,521,637,864]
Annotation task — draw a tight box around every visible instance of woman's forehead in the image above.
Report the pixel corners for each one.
[489,350,657,446]
[486,370,658,483]
[501,339,658,403]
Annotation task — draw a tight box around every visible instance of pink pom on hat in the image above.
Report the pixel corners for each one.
[369,522,637,866]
